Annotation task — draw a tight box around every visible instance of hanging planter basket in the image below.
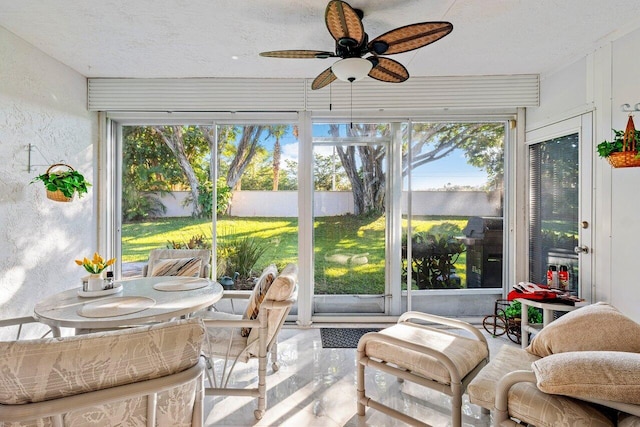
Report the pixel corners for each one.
[607,151,640,168]
[44,164,75,202]
[31,163,91,203]
[46,188,73,202]
[609,115,640,168]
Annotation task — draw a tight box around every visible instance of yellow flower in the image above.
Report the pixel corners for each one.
[75,252,117,274]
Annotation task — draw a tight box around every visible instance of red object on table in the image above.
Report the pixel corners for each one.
[507,284,558,302]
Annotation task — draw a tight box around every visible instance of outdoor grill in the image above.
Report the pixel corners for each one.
[460,217,503,288]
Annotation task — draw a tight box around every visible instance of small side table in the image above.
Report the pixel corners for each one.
[516,298,579,349]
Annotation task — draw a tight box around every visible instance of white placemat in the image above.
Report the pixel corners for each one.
[153,278,209,292]
[78,296,156,318]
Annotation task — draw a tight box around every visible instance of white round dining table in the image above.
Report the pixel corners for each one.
[34,276,223,336]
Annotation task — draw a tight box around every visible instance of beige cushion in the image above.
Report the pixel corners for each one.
[145,248,211,278]
[241,264,278,337]
[526,302,640,357]
[150,257,202,277]
[264,263,298,302]
[362,323,488,385]
[0,318,205,405]
[467,346,613,427]
[246,263,298,353]
[532,351,640,405]
[507,382,614,427]
[619,413,640,427]
[468,345,540,409]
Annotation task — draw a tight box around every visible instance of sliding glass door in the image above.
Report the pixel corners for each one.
[312,123,390,315]
[108,113,515,322]
[119,122,299,290]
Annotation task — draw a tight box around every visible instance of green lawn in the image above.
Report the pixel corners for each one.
[122,215,469,294]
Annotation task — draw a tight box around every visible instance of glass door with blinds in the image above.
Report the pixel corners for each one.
[527,114,593,299]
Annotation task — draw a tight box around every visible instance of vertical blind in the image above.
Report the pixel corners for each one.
[528,133,579,288]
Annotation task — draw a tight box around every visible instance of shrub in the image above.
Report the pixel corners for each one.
[402,223,465,289]
[186,178,233,218]
[123,189,166,221]
[217,234,268,279]
[167,233,211,250]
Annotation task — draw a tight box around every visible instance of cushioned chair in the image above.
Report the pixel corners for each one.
[142,248,211,278]
[468,303,640,427]
[199,263,298,420]
[357,311,489,427]
[0,317,206,426]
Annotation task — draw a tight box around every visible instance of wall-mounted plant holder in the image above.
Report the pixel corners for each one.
[25,143,61,173]
[621,103,640,113]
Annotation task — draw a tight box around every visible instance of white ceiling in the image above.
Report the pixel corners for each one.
[1,0,640,81]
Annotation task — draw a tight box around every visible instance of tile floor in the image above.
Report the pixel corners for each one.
[203,326,516,426]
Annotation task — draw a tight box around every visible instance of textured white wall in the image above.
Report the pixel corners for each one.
[0,26,97,335]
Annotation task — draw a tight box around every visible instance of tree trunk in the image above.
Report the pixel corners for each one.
[272,138,281,191]
[225,125,267,190]
[330,124,386,215]
[154,126,202,217]
[335,145,366,214]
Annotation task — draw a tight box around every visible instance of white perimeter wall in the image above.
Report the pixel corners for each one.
[0,27,97,337]
[526,26,640,322]
[158,190,502,218]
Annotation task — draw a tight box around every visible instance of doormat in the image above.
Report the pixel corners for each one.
[320,328,381,349]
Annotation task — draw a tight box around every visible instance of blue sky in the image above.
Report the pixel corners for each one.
[263,128,489,190]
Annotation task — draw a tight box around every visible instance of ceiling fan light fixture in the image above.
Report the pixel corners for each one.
[331,58,372,83]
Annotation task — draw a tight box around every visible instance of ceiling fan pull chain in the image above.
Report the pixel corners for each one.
[350,83,353,129]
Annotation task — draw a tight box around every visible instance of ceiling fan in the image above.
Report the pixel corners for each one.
[259,0,453,90]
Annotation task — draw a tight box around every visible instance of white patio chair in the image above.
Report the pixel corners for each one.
[0,317,207,426]
[199,263,298,420]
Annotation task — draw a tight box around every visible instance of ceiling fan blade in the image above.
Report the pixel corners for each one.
[325,0,365,47]
[368,22,453,55]
[311,67,337,90]
[368,57,409,83]
[260,50,335,59]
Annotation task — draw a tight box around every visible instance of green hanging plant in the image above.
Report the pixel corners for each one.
[31,163,91,202]
[597,116,640,168]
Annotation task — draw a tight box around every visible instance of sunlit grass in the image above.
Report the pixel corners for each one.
[122,215,469,294]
